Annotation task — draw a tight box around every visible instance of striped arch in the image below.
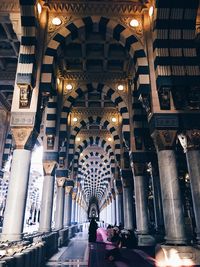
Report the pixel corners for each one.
[40,16,150,99]
[17,0,37,87]
[45,96,58,137]
[71,136,115,174]
[153,0,200,89]
[79,157,111,200]
[69,115,121,163]
[60,82,130,149]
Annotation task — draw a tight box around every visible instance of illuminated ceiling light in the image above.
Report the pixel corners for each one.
[80,153,83,157]
[111,117,117,123]
[66,83,73,90]
[73,117,78,122]
[117,84,124,91]
[130,19,139,27]
[149,6,154,17]
[52,17,62,26]
[108,137,112,142]
[37,3,42,15]
[76,137,81,142]
[57,78,60,85]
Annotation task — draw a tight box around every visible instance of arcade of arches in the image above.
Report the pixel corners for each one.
[0,0,200,266]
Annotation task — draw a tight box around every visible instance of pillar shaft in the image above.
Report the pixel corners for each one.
[64,192,72,226]
[116,193,123,226]
[151,173,164,233]
[55,185,65,230]
[39,175,55,232]
[122,186,134,230]
[71,198,75,223]
[158,150,187,244]
[134,175,149,234]
[186,150,200,242]
[1,149,31,241]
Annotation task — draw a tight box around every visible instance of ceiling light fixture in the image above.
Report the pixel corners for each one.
[52,17,62,26]
[66,83,73,90]
[149,6,154,17]
[73,117,78,122]
[37,3,42,15]
[112,117,117,123]
[57,78,60,85]
[108,137,112,141]
[117,84,124,91]
[76,137,81,142]
[130,19,139,27]
[80,153,83,157]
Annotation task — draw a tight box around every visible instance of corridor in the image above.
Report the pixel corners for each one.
[46,232,89,267]
[44,226,155,267]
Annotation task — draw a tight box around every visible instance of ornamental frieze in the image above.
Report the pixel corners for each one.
[43,0,148,15]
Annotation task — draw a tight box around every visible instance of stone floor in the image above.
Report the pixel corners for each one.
[45,231,89,267]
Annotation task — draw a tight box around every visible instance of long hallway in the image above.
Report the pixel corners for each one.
[46,231,89,267]
[44,226,155,267]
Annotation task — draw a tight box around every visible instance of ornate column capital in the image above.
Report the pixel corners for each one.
[121,169,133,188]
[11,127,36,150]
[114,179,123,194]
[72,191,77,200]
[56,177,65,187]
[178,130,200,152]
[151,130,177,151]
[132,162,147,176]
[43,161,57,176]
[111,188,116,200]
[65,186,73,194]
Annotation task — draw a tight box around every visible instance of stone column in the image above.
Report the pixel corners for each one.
[148,162,164,235]
[115,179,123,226]
[111,190,116,225]
[178,131,200,243]
[121,169,134,230]
[64,184,73,226]
[39,160,57,233]
[55,177,65,230]
[1,128,34,242]
[71,191,76,223]
[132,163,155,245]
[152,130,187,244]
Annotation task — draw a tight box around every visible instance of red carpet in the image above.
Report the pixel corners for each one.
[88,228,155,267]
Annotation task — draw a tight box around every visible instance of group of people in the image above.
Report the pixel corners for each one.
[88,219,137,249]
[106,224,137,249]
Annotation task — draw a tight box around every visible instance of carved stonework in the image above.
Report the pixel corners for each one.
[56,177,65,187]
[151,130,177,151]
[65,185,73,194]
[11,127,33,149]
[43,1,147,15]
[0,1,20,12]
[72,191,77,200]
[18,84,32,109]
[121,176,133,188]
[47,14,72,40]
[186,130,200,150]
[62,72,127,83]
[133,162,147,176]
[43,160,57,175]
[10,112,35,127]
[119,15,143,41]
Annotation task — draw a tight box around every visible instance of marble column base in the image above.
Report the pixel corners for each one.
[137,234,156,246]
[156,244,200,266]
[1,233,22,242]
